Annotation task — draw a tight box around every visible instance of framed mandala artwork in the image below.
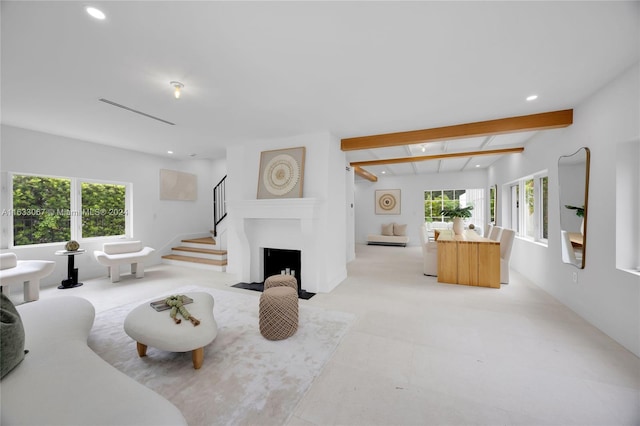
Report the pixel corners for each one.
[375,189,401,215]
[257,147,306,199]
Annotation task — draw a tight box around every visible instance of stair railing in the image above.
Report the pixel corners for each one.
[212,175,227,237]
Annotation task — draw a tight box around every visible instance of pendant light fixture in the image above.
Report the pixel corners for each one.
[170,81,184,99]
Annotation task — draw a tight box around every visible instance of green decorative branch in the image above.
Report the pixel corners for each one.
[165,295,200,326]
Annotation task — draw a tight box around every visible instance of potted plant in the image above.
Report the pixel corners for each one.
[440,205,474,235]
[565,205,585,234]
[564,205,584,217]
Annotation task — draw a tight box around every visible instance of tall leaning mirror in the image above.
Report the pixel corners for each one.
[558,147,590,269]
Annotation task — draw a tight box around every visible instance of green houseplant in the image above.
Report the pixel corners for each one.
[564,205,584,217]
[565,204,585,234]
[440,205,474,235]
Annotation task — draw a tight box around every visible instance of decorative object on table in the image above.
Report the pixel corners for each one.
[375,189,401,215]
[440,205,474,235]
[165,295,200,326]
[65,240,80,251]
[150,295,193,312]
[257,146,306,199]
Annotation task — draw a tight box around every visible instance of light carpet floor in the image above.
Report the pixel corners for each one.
[87,285,354,426]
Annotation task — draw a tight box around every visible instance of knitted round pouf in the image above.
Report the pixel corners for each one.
[264,274,298,292]
[259,286,298,341]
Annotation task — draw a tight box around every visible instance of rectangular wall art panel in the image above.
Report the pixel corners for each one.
[159,169,197,201]
[375,189,401,215]
[257,147,306,199]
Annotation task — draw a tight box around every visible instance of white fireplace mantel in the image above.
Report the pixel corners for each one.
[227,198,324,292]
[227,198,321,220]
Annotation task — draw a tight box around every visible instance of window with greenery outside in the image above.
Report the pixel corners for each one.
[12,175,71,246]
[81,182,126,238]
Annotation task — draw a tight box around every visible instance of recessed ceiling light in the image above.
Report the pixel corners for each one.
[381,171,386,174]
[86,6,106,20]
[475,164,480,168]
[526,94,538,101]
[167,150,174,154]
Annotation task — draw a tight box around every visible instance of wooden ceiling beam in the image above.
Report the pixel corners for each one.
[341,109,573,151]
[350,147,524,167]
[352,165,378,182]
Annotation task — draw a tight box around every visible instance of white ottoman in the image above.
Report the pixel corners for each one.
[124,292,217,369]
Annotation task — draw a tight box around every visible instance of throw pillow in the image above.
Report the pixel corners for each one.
[0,293,27,379]
[381,223,395,236]
[393,223,407,236]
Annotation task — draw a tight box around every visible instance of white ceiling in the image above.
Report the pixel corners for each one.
[2,1,639,171]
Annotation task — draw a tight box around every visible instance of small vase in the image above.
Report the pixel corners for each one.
[453,218,464,236]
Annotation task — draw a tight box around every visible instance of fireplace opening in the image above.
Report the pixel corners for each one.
[263,248,301,292]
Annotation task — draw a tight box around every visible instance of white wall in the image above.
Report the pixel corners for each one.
[616,140,640,271]
[490,63,640,357]
[0,125,215,288]
[355,170,488,246]
[225,131,348,292]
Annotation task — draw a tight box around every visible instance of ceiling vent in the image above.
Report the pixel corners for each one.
[98,98,175,125]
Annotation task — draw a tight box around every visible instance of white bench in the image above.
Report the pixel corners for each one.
[0,253,55,302]
[366,234,409,247]
[367,223,409,247]
[93,241,155,282]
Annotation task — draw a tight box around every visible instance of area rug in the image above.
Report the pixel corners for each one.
[87,286,354,426]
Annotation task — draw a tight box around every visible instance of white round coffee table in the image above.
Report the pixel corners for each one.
[124,292,217,369]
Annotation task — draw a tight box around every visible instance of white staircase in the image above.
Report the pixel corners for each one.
[161,237,227,272]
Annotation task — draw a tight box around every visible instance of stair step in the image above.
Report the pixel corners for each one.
[182,237,215,245]
[172,246,227,256]
[161,254,227,266]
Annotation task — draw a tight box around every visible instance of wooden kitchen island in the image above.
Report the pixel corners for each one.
[436,230,500,289]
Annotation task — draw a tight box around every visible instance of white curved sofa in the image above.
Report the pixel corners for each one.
[1,296,187,426]
[94,241,155,282]
[0,253,55,302]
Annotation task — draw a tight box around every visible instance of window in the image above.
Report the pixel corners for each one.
[80,181,127,238]
[424,188,485,227]
[11,175,71,246]
[9,173,130,246]
[509,172,548,243]
[489,185,497,224]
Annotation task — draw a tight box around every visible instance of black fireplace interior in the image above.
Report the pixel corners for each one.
[263,248,301,291]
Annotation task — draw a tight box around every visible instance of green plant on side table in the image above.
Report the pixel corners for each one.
[440,205,474,235]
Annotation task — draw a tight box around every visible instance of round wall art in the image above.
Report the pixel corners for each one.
[378,193,397,211]
[263,154,300,196]
[375,189,401,215]
[257,147,306,199]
